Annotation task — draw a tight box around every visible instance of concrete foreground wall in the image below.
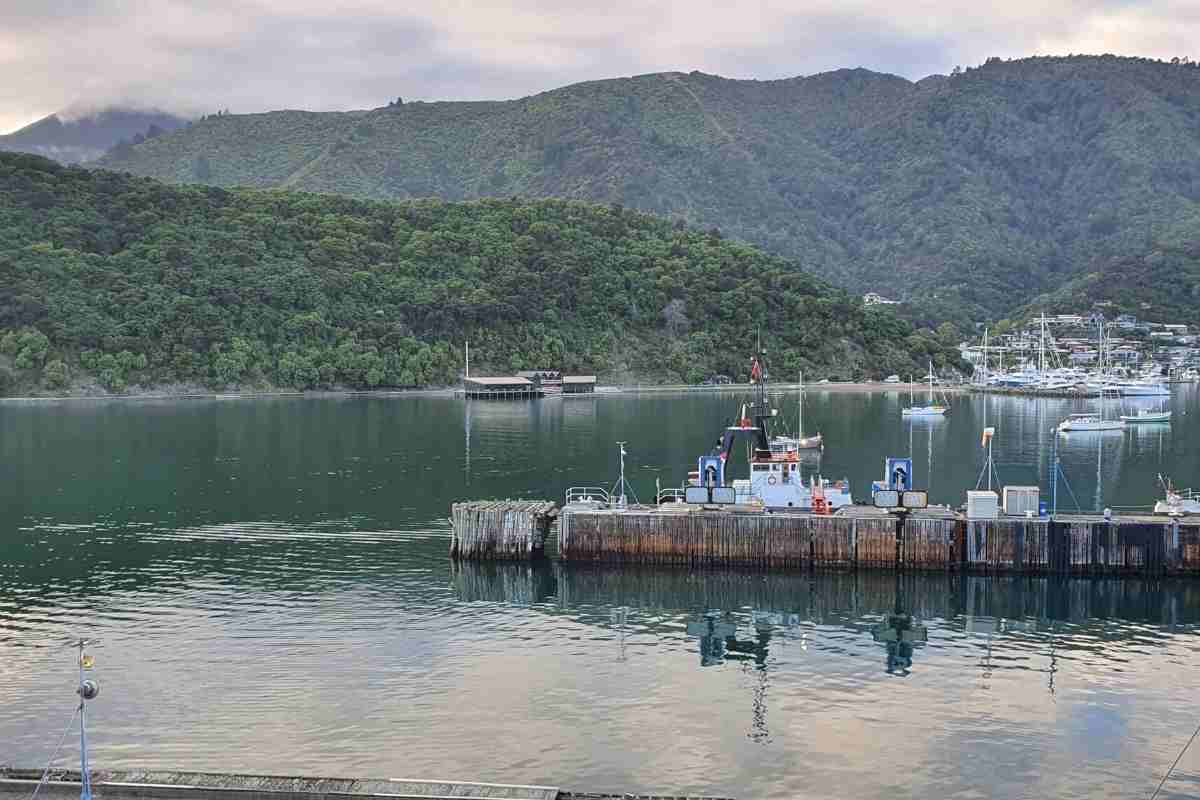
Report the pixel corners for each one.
[0,770,732,800]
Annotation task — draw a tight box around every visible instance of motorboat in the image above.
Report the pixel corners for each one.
[1120,409,1172,423]
[1154,476,1200,516]
[1120,397,1172,423]
[1111,380,1170,397]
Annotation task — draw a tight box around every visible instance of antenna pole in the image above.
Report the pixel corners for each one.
[77,640,92,800]
[617,441,627,508]
[987,437,994,492]
[1052,427,1058,517]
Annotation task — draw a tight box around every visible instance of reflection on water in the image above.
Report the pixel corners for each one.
[4,393,1200,799]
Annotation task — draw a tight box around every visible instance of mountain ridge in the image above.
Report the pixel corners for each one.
[95,55,1200,320]
[1,107,191,164]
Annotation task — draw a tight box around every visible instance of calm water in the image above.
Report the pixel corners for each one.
[3,389,1200,799]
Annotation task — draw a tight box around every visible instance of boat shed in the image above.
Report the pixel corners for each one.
[518,370,563,393]
[562,375,597,394]
[462,376,541,398]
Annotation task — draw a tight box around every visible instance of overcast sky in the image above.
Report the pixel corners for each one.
[3,0,1199,134]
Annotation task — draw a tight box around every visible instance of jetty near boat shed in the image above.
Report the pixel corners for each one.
[461,372,596,398]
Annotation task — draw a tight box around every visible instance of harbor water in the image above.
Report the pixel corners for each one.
[3,388,1200,798]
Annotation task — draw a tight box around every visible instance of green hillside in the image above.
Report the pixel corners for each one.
[1024,242,1200,325]
[97,55,1200,320]
[0,153,964,395]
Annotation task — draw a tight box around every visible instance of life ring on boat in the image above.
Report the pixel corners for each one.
[767,475,777,485]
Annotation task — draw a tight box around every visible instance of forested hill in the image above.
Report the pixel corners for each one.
[0,153,964,395]
[97,55,1200,320]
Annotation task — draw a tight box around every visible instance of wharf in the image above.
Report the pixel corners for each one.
[966,385,1099,398]
[0,770,730,800]
[452,501,1200,576]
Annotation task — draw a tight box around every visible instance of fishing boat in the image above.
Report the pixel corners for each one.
[682,352,850,512]
[1154,475,1200,516]
[771,371,823,450]
[902,361,949,416]
[1120,396,1172,424]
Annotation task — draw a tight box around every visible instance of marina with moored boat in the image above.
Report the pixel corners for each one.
[450,349,1200,575]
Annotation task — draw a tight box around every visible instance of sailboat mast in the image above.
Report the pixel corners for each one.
[1039,314,1046,378]
[798,370,803,438]
[983,327,989,385]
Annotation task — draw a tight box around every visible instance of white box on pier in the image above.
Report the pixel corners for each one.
[966,490,999,520]
[1002,486,1041,516]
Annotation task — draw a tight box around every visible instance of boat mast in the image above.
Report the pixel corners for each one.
[982,327,989,385]
[1039,313,1046,379]
[798,370,803,438]
[928,359,934,404]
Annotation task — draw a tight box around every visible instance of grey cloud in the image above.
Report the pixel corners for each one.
[3,0,1198,133]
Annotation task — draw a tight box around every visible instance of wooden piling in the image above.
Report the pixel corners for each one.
[854,517,897,569]
[902,517,960,571]
[450,500,557,560]
[560,507,817,567]
[966,519,1051,572]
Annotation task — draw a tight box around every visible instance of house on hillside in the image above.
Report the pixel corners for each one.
[863,292,901,306]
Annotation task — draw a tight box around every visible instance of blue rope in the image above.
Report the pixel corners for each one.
[29,703,81,800]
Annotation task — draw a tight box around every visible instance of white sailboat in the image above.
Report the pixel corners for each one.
[772,371,823,449]
[1058,389,1125,432]
[902,361,948,416]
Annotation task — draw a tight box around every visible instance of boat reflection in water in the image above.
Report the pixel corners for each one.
[452,561,1199,666]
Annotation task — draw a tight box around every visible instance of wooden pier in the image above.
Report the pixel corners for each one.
[450,501,557,560]
[552,505,1200,575]
[450,500,1200,575]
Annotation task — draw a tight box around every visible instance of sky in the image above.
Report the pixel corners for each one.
[3,0,1200,134]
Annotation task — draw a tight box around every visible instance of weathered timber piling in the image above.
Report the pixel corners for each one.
[965,516,1200,575]
[560,507,820,567]
[966,519,1051,572]
[904,516,962,570]
[552,504,1200,575]
[450,500,557,560]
